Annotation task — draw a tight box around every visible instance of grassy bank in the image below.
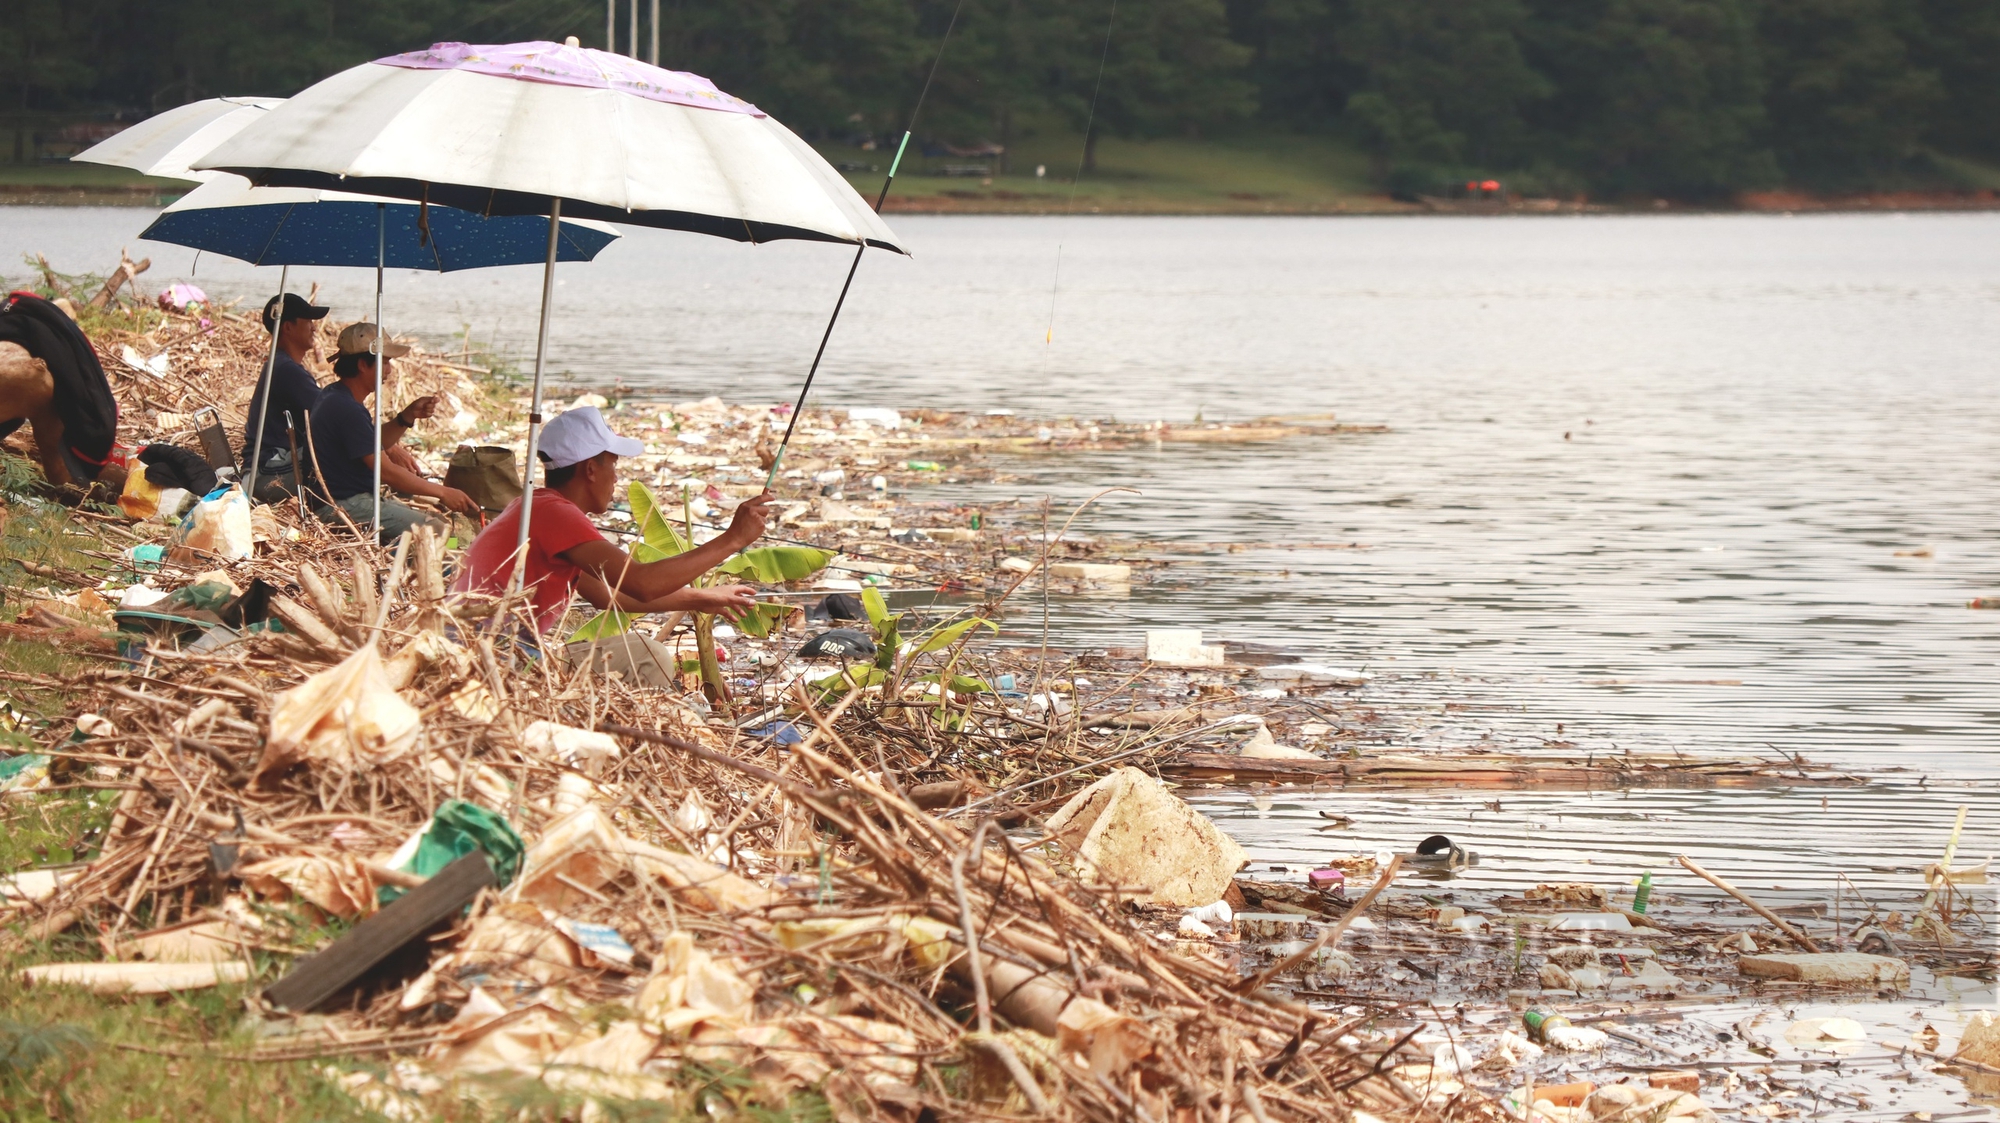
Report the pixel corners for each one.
[828,128,1409,215]
[2,130,1404,214]
[14,129,2000,214]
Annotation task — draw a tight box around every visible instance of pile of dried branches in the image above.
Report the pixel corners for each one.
[0,506,1487,1122]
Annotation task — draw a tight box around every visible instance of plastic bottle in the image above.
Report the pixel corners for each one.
[1632,871,1654,915]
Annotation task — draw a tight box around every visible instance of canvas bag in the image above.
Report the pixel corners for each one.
[445,445,523,513]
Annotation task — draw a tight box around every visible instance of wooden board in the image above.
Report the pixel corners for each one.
[262,853,493,1012]
[1158,752,1862,787]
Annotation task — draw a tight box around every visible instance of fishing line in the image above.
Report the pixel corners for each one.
[764,0,968,489]
[1040,0,1119,364]
[1031,0,1119,687]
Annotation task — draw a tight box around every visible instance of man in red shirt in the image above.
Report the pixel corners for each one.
[454,406,772,682]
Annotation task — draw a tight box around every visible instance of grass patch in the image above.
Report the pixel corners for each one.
[0,162,189,192]
[822,123,1397,213]
[0,969,383,1123]
[0,959,835,1121]
[0,792,116,872]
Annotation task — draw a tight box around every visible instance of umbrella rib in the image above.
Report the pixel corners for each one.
[253,202,298,266]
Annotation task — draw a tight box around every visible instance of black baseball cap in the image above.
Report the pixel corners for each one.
[262,292,330,331]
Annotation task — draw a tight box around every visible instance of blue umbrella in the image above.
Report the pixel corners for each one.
[141,177,619,270]
[137,176,620,523]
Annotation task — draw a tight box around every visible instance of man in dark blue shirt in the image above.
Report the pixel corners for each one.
[306,322,481,543]
[244,293,328,502]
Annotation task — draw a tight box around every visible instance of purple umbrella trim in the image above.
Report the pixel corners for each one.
[377,40,764,117]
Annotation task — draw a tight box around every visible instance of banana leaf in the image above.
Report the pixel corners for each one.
[629,481,692,561]
[719,546,835,583]
[569,608,636,643]
[911,617,998,655]
[734,602,797,638]
[919,672,993,695]
[861,586,900,670]
[810,663,887,701]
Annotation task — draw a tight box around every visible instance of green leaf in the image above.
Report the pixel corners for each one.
[568,608,636,643]
[734,602,796,638]
[719,546,835,583]
[629,481,691,558]
[919,672,993,695]
[810,664,886,701]
[911,617,998,656]
[861,586,892,629]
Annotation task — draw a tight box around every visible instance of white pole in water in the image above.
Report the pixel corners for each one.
[649,0,659,63]
[243,263,289,503]
[629,0,639,58]
[513,199,564,590]
[605,0,615,53]
[372,202,385,540]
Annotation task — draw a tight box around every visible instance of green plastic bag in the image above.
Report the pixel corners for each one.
[379,799,525,905]
[0,752,50,794]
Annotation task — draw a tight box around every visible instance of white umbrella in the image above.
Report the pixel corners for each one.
[74,97,281,182]
[77,95,619,527]
[196,38,905,560]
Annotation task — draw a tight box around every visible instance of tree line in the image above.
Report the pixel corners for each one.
[6,0,1998,198]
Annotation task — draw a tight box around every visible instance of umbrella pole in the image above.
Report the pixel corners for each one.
[373,202,385,540]
[512,199,564,591]
[243,264,288,503]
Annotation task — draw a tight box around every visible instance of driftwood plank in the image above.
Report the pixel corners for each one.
[1158,753,1862,787]
[263,853,493,1012]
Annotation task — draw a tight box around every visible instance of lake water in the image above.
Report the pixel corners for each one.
[7,207,1998,918]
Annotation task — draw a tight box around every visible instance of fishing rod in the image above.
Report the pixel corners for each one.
[764,0,967,490]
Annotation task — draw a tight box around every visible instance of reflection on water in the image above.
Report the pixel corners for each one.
[1188,777,1998,911]
[6,206,1997,864]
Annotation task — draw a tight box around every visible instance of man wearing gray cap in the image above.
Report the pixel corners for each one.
[305,322,482,542]
[453,405,772,686]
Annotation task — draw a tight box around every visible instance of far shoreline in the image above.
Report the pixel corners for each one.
[7,181,2000,217]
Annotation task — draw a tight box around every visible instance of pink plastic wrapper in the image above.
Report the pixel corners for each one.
[1307,868,1346,889]
[157,282,207,312]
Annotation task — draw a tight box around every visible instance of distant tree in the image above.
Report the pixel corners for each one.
[1052,0,1256,171]
[659,0,924,137]
[908,0,1094,169]
[1223,0,1357,132]
[1,0,126,112]
[1338,0,1549,184]
[1908,0,2000,162]
[1521,0,1778,199]
[1758,0,1942,188]
[0,0,605,113]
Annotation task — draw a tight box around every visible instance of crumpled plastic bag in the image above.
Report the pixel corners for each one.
[117,462,164,519]
[772,913,955,970]
[174,483,254,561]
[521,720,621,772]
[512,805,771,914]
[542,1021,673,1102]
[1045,766,1250,906]
[379,799,524,905]
[432,998,581,1077]
[1057,997,1155,1078]
[157,282,207,312]
[442,904,580,986]
[240,853,377,919]
[636,930,755,1035]
[259,644,422,778]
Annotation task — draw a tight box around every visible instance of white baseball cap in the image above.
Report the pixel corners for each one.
[537,406,644,468]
